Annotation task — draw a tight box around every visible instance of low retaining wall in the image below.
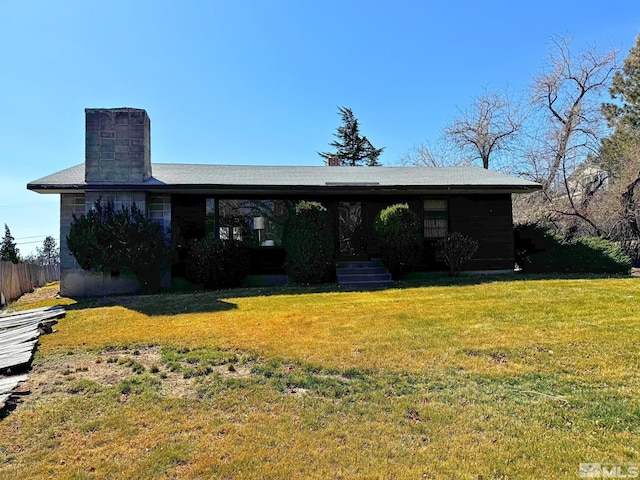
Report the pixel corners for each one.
[0,262,60,306]
[60,268,171,297]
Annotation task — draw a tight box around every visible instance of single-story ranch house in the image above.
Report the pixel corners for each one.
[28,108,541,296]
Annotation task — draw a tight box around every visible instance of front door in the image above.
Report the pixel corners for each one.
[338,201,365,259]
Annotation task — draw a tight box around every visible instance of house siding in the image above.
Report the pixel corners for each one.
[449,194,515,271]
[60,193,86,271]
[59,191,516,295]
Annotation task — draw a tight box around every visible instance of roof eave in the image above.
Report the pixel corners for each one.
[27,182,542,196]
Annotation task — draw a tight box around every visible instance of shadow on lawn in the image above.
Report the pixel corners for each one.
[65,292,238,317]
[61,283,344,316]
[61,271,634,316]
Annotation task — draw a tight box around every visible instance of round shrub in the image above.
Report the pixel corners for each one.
[374,203,423,279]
[283,201,335,284]
[185,235,249,289]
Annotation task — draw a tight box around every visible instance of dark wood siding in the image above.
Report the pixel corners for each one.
[449,194,514,270]
[167,192,515,274]
[171,194,206,276]
[171,194,206,241]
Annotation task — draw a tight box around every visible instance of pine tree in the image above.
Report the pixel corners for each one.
[594,35,640,251]
[319,107,384,166]
[597,35,640,178]
[0,224,20,263]
[603,34,640,129]
[36,236,60,266]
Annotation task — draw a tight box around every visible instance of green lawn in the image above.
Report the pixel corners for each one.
[1,276,639,479]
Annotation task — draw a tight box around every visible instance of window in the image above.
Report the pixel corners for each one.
[423,199,448,238]
[207,198,288,245]
[216,224,243,242]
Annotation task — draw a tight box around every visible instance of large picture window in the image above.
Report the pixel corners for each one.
[206,198,288,246]
[423,199,448,238]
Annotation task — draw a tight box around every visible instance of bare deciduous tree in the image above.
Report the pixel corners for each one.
[520,36,618,236]
[531,36,617,191]
[398,140,469,167]
[444,89,523,170]
[401,35,621,242]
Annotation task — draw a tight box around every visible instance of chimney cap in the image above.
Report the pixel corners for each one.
[85,107,148,113]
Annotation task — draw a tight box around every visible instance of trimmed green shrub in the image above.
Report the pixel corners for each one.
[435,232,479,276]
[573,237,632,273]
[516,225,631,274]
[283,201,335,284]
[184,235,249,289]
[67,199,171,293]
[374,203,423,279]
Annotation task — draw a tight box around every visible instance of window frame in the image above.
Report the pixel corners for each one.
[423,198,449,239]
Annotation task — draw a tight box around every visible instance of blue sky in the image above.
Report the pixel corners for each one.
[1,0,638,255]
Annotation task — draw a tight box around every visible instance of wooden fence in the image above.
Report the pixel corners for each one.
[0,262,60,306]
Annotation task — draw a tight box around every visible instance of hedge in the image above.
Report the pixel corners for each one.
[515,225,631,274]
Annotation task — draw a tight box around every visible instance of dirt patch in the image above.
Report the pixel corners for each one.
[12,346,253,408]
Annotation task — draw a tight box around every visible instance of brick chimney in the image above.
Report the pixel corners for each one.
[326,155,341,166]
[85,108,152,182]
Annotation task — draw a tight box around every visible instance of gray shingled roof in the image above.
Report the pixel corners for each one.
[28,163,541,194]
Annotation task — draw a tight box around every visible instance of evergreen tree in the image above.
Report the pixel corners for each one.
[36,236,60,266]
[603,34,640,129]
[0,224,20,263]
[592,35,640,255]
[597,34,640,178]
[319,107,384,166]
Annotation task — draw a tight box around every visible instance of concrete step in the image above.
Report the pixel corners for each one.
[337,273,393,283]
[338,279,396,289]
[337,266,389,276]
[336,259,382,269]
[336,259,394,289]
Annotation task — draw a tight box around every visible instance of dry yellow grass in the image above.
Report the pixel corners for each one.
[1,277,639,479]
[40,278,640,378]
